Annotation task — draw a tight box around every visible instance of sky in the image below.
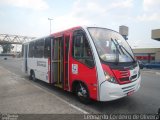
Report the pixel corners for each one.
[0,0,160,51]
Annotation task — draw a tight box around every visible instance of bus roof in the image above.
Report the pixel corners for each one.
[51,26,119,36]
[50,26,81,37]
[23,26,119,44]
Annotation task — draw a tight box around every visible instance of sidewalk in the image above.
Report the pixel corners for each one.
[0,66,87,114]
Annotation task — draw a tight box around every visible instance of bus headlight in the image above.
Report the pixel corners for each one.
[104,71,118,84]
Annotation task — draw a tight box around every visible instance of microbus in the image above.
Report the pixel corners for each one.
[22,26,141,103]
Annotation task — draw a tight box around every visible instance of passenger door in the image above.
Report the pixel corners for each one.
[22,44,28,73]
[52,35,70,90]
[63,34,70,90]
[52,36,63,88]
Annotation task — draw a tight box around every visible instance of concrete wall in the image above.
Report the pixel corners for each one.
[156,51,160,61]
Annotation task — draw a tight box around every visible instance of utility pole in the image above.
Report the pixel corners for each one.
[48,18,53,34]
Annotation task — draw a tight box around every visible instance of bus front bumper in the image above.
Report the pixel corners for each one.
[99,76,141,101]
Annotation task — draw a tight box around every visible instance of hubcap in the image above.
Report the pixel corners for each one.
[78,84,87,98]
[32,74,34,79]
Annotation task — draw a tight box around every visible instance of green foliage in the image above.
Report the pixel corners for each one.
[1,44,14,53]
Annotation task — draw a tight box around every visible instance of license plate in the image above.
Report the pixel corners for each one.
[127,90,134,96]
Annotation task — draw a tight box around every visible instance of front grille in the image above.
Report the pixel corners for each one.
[120,71,129,77]
[122,84,136,93]
[119,77,129,81]
[112,69,138,84]
[120,74,137,82]
[119,70,130,82]
[122,84,136,89]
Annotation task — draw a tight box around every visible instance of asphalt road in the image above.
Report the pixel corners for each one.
[0,58,160,115]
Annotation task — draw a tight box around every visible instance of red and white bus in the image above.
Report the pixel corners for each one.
[22,26,141,103]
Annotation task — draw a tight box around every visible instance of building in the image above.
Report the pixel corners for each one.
[133,29,160,63]
[133,48,160,63]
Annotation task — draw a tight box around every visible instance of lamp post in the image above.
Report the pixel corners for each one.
[48,18,53,34]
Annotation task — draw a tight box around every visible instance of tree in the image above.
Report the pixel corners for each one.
[1,44,14,53]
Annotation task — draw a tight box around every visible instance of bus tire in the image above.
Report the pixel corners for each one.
[30,70,36,81]
[76,82,90,104]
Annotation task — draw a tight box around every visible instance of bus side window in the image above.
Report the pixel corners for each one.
[72,31,94,68]
[29,42,34,57]
[34,39,44,58]
[22,44,24,57]
[44,37,51,58]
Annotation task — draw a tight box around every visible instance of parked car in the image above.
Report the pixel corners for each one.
[145,62,160,69]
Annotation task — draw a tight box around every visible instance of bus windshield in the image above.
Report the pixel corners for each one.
[88,27,135,63]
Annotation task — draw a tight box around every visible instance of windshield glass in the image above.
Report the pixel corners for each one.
[88,27,135,63]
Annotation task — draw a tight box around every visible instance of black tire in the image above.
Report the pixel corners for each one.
[30,70,36,81]
[76,83,90,104]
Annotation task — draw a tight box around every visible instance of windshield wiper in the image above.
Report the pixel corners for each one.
[114,39,136,63]
[111,38,119,64]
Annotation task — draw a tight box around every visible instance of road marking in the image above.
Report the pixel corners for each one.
[156,72,160,75]
[144,70,160,75]
[25,79,89,114]
[0,65,89,114]
[143,71,154,73]
[1,66,19,76]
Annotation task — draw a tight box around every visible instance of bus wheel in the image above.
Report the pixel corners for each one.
[76,83,90,104]
[30,70,36,81]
